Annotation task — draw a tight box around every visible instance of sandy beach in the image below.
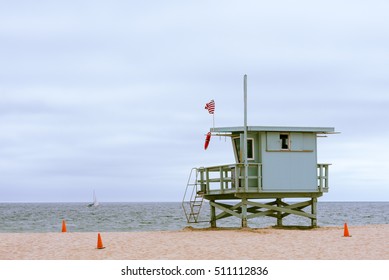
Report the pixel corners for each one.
[0,224,388,260]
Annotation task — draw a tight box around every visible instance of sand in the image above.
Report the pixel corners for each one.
[0,225,388,260]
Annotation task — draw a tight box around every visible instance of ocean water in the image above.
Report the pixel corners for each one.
[0,202,388,233]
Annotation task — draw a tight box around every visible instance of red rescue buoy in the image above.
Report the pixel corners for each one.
[204,132,211,150]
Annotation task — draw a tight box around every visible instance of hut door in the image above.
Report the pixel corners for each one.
[232,135,258,188]
[233,136,255,163]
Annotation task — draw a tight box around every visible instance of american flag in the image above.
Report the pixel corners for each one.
[204,99,215,114]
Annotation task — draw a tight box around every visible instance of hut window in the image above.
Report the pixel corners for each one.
[247,139,254,159]
[280,134,289,150]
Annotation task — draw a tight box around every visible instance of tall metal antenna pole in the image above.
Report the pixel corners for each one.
[243,74,248,192]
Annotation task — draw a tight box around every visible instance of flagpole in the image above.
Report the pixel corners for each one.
[243,74,248,192]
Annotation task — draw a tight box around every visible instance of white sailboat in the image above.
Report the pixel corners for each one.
[87,190,99,207]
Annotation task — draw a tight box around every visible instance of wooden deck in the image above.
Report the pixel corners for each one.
[183,163,331,227]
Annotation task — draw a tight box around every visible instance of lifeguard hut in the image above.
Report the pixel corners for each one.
[182,75,336,228]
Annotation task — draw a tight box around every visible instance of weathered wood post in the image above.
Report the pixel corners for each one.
[241,198,248,228]
[276,198,283,227]
[311,197,317,227]
[210,200,216,228]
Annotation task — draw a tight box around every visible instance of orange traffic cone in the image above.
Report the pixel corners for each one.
[97,233,105,249]
[61,220,67,233]
[343,223,351,237]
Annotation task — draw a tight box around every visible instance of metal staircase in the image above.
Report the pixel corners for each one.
[182,168,207,223]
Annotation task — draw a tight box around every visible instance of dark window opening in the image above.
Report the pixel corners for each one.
[280,134,289,150]
[247,139,253,159]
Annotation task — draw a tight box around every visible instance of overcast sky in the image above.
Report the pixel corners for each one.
[0,0,388,202]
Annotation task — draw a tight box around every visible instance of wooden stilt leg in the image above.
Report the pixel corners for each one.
[276,198,283,227]
[241,198,248,228]
[311,197,317,227]
[210,200,216,228]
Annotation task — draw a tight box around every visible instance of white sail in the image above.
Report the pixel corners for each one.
[88,190,99,207]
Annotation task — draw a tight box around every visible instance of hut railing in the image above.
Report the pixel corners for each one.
[317,163,330,192]
[197,163,262,193]
[197,163,330,194]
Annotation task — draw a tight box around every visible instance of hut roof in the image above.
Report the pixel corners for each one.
[211,126,335,134]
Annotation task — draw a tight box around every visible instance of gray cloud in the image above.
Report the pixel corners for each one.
[0,0,388,201]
